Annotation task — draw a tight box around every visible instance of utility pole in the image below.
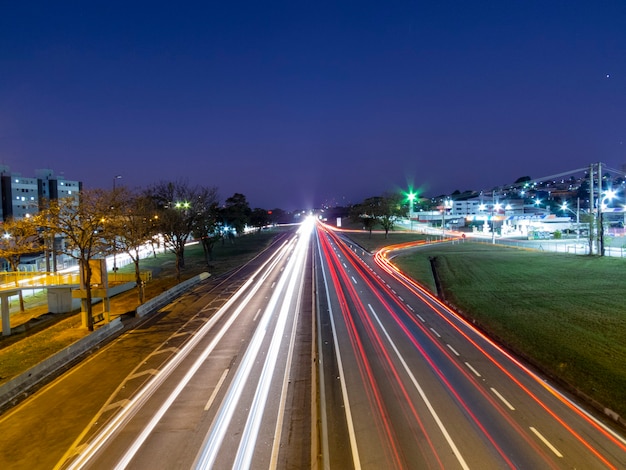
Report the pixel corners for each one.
[598,162,604,256]
[589,163,595,255]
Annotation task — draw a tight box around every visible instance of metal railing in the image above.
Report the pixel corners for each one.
[0,271,152,291]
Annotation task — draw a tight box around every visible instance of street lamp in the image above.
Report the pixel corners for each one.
[560,199,580,242]
[407,191,416,231]
[112,175,122,275]
[442,199,452,239]
[492,201,503,244]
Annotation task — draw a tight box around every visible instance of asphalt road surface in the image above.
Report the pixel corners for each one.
[315,223,626,469]
[0,224,313,470]
[1,219,624,469]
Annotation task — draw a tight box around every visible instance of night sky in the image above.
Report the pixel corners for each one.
[1,1,625,210]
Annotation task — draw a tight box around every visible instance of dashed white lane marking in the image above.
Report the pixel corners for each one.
[204,368,230,411]
[416,314,425,322]
[351,276,358,284]
[398,296,404,302]
[465,362,481,377]
[253,308,262,322]
[529,427,563,458]
[430,327,441,338]
[447,344,460,356]
[491,387,516,411]
[407,305,414,311]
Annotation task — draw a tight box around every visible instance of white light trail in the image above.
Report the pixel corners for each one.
[195,219,314,469]
[63,236,293,470]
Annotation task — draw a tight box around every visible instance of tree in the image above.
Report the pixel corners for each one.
[0,217,43,311]
[146,180,219,280]
[193,201,222,267]
[377,193,406,238]
[110,189,160,304]
[40,189,117,331]
[249,208,270,232]
[221,193,251,235]
[351,197,380,237]
[352,193,406,238]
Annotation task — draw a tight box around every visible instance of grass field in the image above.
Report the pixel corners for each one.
[344,234,626,421]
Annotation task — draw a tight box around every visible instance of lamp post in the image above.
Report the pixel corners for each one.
[560,199,580,242]
[492,201,502,244]
[407,191,416,231]
[442,199,452,239]
[112,175,122,275]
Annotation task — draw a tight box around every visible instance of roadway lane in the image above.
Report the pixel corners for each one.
[59,220,314,469]
[315,223,626,469]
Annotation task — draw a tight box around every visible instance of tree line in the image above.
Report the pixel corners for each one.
[0,180,285,330]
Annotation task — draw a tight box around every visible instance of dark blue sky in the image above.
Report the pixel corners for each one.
[1,1,625,209]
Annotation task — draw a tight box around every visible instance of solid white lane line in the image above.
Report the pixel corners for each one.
[205,369,230,411]
[368,304,470,470]
[529,427,563,458]
[465,362,481,377]
[490,387,515,411]
[446,344,460,356]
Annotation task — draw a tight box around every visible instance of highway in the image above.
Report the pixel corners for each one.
[1,218,625,469]
[315,223,626,469]
[57,219,314,469]
[0,223,313,470]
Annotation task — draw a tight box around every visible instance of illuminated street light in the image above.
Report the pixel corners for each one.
[442,198,453,239]
[406,190,417,231]
[560,199,580,242]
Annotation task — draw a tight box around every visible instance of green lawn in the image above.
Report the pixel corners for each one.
[341,231,431,252]
[346,236,626,420]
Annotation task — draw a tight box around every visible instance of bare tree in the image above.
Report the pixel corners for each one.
[0,217,43,311]
[193,201,221,267]
[110,188,160,304]
[146,181,219,280]
[40,189,117,331]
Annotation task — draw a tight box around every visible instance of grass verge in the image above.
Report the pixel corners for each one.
[384,241,626,420]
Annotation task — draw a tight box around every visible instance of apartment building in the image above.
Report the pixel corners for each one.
[0,167,82,221]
